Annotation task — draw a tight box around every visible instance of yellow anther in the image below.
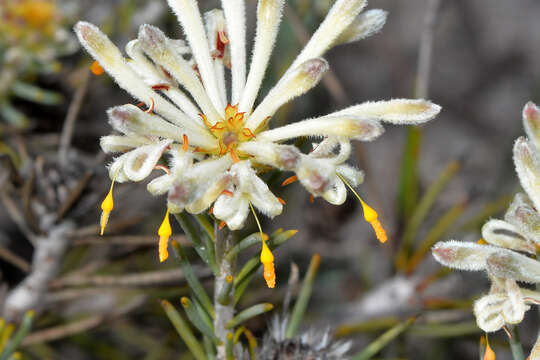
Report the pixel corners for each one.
[250,201,276,289]
[100,179,116,236]
[158,208,172,262]
[338,173,388,243]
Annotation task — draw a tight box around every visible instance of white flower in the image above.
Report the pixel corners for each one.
[76,0,440,233]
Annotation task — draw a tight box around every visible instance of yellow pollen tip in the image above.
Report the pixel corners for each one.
[158,209,172,262]
[370,219,387,243]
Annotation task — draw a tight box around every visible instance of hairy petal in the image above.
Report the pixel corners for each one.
[482,219,536,254]
[514,137,540,211]
[333,99,441,125]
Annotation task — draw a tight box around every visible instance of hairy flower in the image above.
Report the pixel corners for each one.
[76,0,440,285]
[433,102,540,358]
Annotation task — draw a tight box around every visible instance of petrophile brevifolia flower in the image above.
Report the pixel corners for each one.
[75,0,441,288]
[432,102,540,359]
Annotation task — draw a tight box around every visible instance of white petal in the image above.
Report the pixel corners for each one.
[523,101,540,150]
[333,99,441,125]
[239,0,285,113]
[220,0,246,104]
[123,139,172,181]
[74,22,209,139]
[100,135,150,153]
[514,137,540,211]
[213,192,250,230]
[232,162,283,217]
[238,141,301,170]
[167,0,225,112]
[246,58,329,130]
[138,24,222,124]
[473,293,506,332]
[258,115,383,142]
[287,0,366,70]
[482,219,535,254]
[322,177,347,205]
[334,9,387,46]
[147,174,175,195]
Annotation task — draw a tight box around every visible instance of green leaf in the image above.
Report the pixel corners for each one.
[160,300,206,360]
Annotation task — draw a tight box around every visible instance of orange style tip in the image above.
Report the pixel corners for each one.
[370,219,387,243]
[182,134,189,151]
[90,61,104,75]
[281,175,298,187]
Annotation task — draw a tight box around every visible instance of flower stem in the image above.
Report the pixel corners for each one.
[213,224,236,360]
[509,326,525,360]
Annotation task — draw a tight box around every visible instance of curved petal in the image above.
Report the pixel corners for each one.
[123,139,172,181]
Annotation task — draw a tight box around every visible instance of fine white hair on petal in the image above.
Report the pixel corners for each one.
[473,293,506,332]
[523,101,540,150]
[482,219,535,254]
[337,164,364,187]
[107,105,183,142]
[486,250,540,284]
[514,137,540,212]
[431,240,501,271]
[74,22,210,139]
[239,0,285,114]
[286,0,366,71]
[100,135,151,154]
[257,115,384,143]
[123,139,173,182]
[334,9,388,46]
[213,191,250,230]
[220,0,246,104]
[232,161,283,218]
[137,24,222,125]
[322,178,347,205]
[333,99,442,125]
[504,192,540,245]
[246,58,329,130]
[166,0,225,113]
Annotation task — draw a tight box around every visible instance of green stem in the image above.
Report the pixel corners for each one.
[509,326,525,360]
[213,225,236,360]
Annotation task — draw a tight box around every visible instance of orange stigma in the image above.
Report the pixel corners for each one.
[90,61,104,75]
[203,104,256,161]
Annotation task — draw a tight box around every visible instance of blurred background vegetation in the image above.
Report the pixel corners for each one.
[0,0,539,359]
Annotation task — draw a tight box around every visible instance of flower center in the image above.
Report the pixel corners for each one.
[201,104,256,162]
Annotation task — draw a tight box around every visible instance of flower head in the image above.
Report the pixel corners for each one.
[432,102,540,357]
[76,0,440,282]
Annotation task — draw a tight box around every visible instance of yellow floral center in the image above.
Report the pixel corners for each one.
[201,104,256,162]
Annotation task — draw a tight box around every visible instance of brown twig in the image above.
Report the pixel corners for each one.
[415,0,442,99]
[49,268,212,289]
[72,234,189,246]
[58,70,90,167]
